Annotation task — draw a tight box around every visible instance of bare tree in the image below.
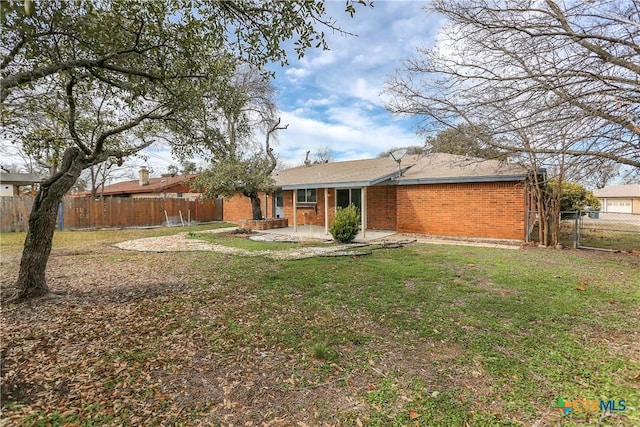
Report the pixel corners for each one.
[566,158,621,190]
[385,0,640,245]
[86,161,137,198]
[192,67,288,220]
[314,146,334,163]
[385,0,639,167]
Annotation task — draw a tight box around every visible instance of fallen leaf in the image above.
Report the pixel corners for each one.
[409,410,420,419]
[576,286,586,291]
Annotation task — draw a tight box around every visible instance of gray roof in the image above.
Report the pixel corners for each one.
[0,172,44,185]
[593,183,640,198]
[273,153,529,189]
[274,157,407,189]
[397,153,529,184]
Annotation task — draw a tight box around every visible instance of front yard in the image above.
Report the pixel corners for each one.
[1,226,638,426]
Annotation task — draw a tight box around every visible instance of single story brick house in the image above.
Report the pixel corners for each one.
[224,153,534,241]
[77,167,201,200]
[592,183,640,214]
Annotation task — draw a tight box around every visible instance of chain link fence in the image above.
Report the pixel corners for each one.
[526,211,640,252]
[576,211,640,251]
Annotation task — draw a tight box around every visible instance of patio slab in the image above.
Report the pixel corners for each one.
[256,225,396,243]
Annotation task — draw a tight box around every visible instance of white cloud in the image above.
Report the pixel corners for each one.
[267,1,441,166]
[116,2,443,172]
[302,96,337,107]
[284,67,310,81]
[348,78,381,105]
[274,109,423,165]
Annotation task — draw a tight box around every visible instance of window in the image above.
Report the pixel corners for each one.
[336,188,362,211]
[296,188,317,203]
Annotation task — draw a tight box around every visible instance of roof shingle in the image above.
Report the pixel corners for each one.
[79,174,198,196]
[274,153,528,189]
[593,183,640,198]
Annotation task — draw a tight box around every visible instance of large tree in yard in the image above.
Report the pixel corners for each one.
[1,0,371,300]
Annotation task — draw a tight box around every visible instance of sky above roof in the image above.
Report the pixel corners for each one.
[1,2,443,179]
[268,1,443,166]
[143,1,444,171]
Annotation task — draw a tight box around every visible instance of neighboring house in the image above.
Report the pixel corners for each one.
[593,183,640,214]
[0,172,43,196]
[77,167,200,200]
[224,153,534,241]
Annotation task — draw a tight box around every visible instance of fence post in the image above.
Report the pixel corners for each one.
[573,211,579,249]
[58,201,64,231]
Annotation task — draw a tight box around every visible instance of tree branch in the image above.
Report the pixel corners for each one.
[65,75,92,155]
[1,58,164,103]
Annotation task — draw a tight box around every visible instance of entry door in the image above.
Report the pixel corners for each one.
[274,191,284,218]
[336,188,362,212]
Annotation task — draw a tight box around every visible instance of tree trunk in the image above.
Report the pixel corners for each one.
[249,193,262,220]
[15,147,87,300]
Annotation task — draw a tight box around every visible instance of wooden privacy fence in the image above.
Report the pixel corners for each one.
[1,196,223,232]
[1,196,33,232]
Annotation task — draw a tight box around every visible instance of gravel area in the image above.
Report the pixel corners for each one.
[113,230,367,260]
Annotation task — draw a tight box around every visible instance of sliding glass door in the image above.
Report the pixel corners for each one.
[336,188,362,212]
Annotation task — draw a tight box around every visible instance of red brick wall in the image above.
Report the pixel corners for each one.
[281,186,397,230]
[396,181,526,240]
[222,192,273,222]
[367,185,397,230]
[282,189,335,226]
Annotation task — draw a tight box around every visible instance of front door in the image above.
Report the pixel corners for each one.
[274,191,284,218]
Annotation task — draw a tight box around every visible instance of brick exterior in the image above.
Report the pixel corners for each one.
[282,189,336,226]
[281,186,397,231]
[396,181,526,240]
[224,180,527,240]
[237,218,288,230]
[367,185,397,230]
[222,192,274,222]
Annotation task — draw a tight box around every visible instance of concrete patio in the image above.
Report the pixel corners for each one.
[257,225,397,243]
[254,225,521,249]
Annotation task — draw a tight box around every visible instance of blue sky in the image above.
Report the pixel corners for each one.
[266,1,443,166]
[1,1,444,178]
[143,1,444,171]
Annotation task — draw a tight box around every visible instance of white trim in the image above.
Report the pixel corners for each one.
[396,174,528,185]
[292,190,297,232]
[324,188,329,235]
[362,186,367,238]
